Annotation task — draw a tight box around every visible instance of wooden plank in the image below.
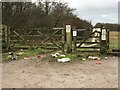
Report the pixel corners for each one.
[77,47,100,49]
[40,30,60,45]
[77,31,96,48]
[12,30,24,41]
[76,42,99,44]
[77,50,100,52]
[53,27,64,30]
[50,39,61,49]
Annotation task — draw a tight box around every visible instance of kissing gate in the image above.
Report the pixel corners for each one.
[54,25,109,55]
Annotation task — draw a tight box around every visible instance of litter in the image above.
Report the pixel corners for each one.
[17,52,25,56]
[52,52,61,58]
[37,55,41,58]
[104,57,108,60]
[60,54,65,57]
[88,56,100,60]
[12,55,18,60]
[82,58,86,61]
[24,57,32,60]
[55,52,60,56]
[96,62,101,64]
[8,52,18,60]
[57,58,71,62]
[52,54,58,58]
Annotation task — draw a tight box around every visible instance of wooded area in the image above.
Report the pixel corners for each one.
[2,1,93,30]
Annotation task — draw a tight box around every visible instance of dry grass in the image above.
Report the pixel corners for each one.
[109,31,119,49]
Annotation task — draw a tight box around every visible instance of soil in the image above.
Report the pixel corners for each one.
[2,55,118,88]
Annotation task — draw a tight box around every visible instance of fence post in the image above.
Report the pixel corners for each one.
[66,25,72,53]
[73,30,77,53]
[62,29,65,53]
[107,31,109,49]
[7,26,10,49]
[100,26,107,55]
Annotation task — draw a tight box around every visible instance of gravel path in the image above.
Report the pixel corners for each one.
[2,56,118,88]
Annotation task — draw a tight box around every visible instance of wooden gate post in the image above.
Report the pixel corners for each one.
[100,26,107,55]
[107,31,109,49]
[73,30,77,53]
[7,26,10,49]
[3,25,10,50]
[62,29,65,53]
[66,25,72,53]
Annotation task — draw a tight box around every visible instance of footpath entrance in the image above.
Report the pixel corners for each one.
[64,25,109,55]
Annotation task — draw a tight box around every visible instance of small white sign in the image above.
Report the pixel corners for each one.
[101,35,106,40]
[102,29,106,35]
[73,31,77,36]
[66,25,71,32]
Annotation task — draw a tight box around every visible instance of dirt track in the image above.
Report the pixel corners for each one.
[2,56,118,88]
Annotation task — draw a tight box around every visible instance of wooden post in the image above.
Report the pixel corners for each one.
[62,29,65,53]
[4,25,9,50]
[7,26,10,49]
[100,26,107,55]
[66,25,72,53]
[73,30,77,53]
[107,31,109,50]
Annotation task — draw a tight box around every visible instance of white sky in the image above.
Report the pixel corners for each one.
[32,0,120,25]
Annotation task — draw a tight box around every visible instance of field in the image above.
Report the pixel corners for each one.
[109,31,119,49]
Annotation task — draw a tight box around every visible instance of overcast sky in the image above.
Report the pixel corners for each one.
[65,0,119,25]
[32,0,120,25]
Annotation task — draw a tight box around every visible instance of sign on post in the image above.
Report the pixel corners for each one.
[100,27,107,55]
[101,28,107,40]
[66,25,72,53]
[73,30,77,36]
[73,30,77,53]
[66,25,71,33]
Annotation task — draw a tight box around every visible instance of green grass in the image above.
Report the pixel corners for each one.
[2,47,54,62]
[43,52,100,62]
[24,48,53,56]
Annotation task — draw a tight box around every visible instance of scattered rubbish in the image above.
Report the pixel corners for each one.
[12,55,18,60]
[96,62,101,64]
[55,52,60,56]
[52,54,58,58]
[9,52,13,55]
[17,52,25,56]
[20,49,24,51]
[17,49,25,56]
[8,52,18,60]
[104,57,108,60]
[82,58,86,61]
[57,58,71,62]
[24,57,32,60]
[52,52,65,58]
[8,55,18,60]
[88,56,100,60]
[37,55,41,58]
[8,55,12,59]
[60,54,65,57]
